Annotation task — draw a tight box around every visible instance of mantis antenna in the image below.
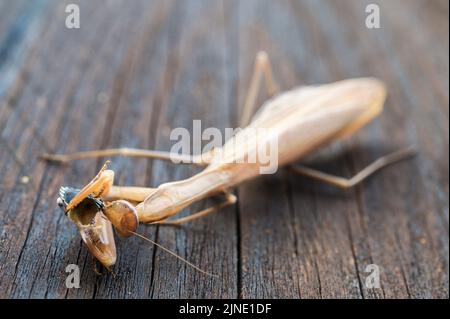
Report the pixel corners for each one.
[129,230,217,277]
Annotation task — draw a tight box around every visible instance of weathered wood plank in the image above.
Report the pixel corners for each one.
[235,0,370,299]
[345,0,449,298]
[0,0,167,298]
[89,0,178,299]
[149,0,238,298]
[234,0,312,299]
[0,0,447,299]
[234,0,448,299]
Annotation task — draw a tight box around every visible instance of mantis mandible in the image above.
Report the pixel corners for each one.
[42,51,416,273]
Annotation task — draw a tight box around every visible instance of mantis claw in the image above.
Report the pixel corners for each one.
[65,161,113,212]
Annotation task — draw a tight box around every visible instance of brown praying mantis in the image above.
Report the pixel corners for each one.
[41,51,416,273]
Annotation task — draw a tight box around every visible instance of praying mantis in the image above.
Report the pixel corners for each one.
[41,51,416,273]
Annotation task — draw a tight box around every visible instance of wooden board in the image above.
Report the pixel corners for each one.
[0,0,448,298]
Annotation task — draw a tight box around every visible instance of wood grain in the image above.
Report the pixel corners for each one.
[0,0,447,298]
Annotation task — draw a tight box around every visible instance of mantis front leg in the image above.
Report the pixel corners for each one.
[64,162,141,237]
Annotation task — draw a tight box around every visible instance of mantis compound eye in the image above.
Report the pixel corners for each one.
[57,197,64,209]
[103,200,139,238]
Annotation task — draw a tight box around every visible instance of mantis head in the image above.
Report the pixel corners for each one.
[57,162,139,269]
[55,161,214,277]
[58,185,117,269]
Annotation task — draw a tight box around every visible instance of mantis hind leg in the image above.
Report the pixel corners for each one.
[289,146,417,189]
[65,161,114,211]
[240,51,279,126]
